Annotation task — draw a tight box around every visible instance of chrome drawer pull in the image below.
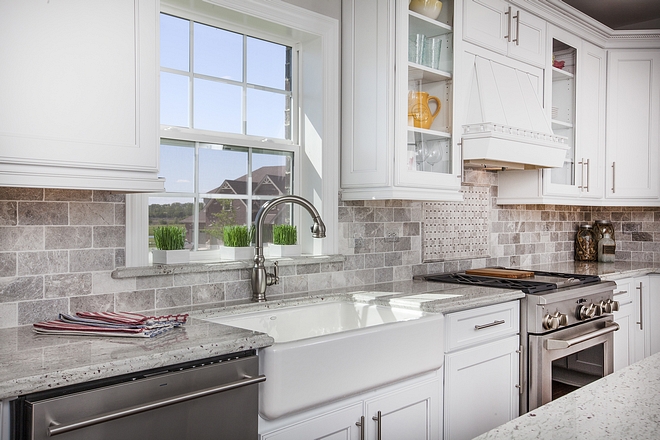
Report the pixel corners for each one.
[48,374,266,436]
[474,319,505,330]
[545,323,619,350]
[372,411,382,440]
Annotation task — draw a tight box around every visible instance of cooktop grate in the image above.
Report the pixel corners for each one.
[420,270,601,295]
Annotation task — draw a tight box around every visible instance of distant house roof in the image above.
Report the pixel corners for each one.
[181,165,289,226]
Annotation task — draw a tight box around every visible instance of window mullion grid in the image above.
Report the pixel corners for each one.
[193,142,201,251]
[188,20,195,130]
[242,34,248,136]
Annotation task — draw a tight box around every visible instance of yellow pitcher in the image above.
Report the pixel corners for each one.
[408,91,441,129]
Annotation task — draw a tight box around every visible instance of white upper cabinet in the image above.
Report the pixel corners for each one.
[605,50,660,202]
[463,0,546,67]
[341,0,462,201]
[498,25,606,204]
[0,0,163,192]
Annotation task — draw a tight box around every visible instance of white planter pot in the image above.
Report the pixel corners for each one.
[268,244,300,257]
[220,246,254,260]
[152,249,190,265]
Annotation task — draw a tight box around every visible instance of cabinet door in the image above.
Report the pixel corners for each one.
[574,40,606,199]
[606,50,660,200]
[613,300,635,371]
[632,276,651,362]
[647,276,660,356]
[364,375,441,440]
[543,28,605,201]
[444,334,520,440]
[463,0,509,56]
[341,0,393,189]
[463,0,545,67]
[507,7,546,67]
[0,0,162,192]
[260,403,362,440]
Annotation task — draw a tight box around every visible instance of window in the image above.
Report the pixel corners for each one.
[152,11,298,259]
[125,0,339,267]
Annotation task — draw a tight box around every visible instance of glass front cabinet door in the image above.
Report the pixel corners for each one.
[342,0,462,201]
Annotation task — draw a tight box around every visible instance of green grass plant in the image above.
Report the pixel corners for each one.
[153,225,185,250]
[223,225,254,247]
[273,224,297,245]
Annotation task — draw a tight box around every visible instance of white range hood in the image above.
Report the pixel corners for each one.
[461,56,569,170]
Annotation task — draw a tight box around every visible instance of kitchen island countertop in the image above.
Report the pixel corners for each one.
[475,351,660,439]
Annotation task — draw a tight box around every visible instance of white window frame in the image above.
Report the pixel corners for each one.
[126,0,339,267]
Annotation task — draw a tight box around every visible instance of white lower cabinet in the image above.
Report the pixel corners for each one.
[611,275,660,371]
[259,370,442,440]
[443,301,520,440]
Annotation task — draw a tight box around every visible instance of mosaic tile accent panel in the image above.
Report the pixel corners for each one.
[423,186,490,261]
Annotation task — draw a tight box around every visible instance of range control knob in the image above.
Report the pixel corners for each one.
[542,313,560,330]
[599,299,620,313]
[542,312,568,329]
[577,303,599,320]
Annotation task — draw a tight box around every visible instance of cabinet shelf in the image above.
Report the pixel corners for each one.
[552,66,574,80]
[408,126,451,139]
[409,63,452,82]
[409,10,452,36]
[551,119,573,129]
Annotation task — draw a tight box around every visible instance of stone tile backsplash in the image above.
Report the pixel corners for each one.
[1,175,660,328]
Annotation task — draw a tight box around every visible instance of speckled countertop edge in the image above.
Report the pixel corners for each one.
[475,351,660,440]
[2,261,658,400]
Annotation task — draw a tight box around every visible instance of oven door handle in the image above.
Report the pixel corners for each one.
[545,322,619,350]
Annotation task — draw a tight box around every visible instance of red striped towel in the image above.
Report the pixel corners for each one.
[75,311,188,326]
[32,312,188,338]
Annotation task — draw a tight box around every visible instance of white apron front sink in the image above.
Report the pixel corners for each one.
[204,300,444,420]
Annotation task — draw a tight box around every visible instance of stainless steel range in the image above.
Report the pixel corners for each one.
[421,268,619,413]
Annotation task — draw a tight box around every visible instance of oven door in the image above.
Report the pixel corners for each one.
[528,315,619,411]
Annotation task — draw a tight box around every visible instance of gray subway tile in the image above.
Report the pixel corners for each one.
[45,273,93,298]
[45,189,92,202]
[70,294,114,314]
[93,226,126,248]
[0,202,17,226]
[18,202,68,225]
[70,249,115,272]
[115,290,156,312]
[0,187,43,201]
[155,286,192,309]
[0,253,17,277]
[45,226,93,250]
[70,202,115,226]
[0,226,44,251]
[0,276,43,303]
[193,283,225,304]
[17,251,68,276]
[18,297,68,325]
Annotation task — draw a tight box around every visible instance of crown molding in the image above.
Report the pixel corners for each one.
[512,0,660,49]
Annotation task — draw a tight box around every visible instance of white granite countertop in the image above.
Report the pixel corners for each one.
[0,280,523,399]
[2,261,657,400]
[476,351,660,439]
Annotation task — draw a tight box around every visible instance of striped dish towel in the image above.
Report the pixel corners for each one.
[75,311,188,326]
[32,312,188,338]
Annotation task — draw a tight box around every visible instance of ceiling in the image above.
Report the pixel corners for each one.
[562,0,660,30]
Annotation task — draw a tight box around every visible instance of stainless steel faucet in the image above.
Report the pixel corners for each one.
[251,195,326,302]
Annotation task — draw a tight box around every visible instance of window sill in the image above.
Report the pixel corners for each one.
[111,254,346,279]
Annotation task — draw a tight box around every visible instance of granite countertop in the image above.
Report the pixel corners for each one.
[1,261,657,400]
[476,351,660,439]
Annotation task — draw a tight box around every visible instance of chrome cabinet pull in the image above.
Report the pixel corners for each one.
[585,158,590,192]
[636,282,643,330]
[515,345,523,395]
[372,411,382,440]
[504,6,513,42]
[578,158,585,190]
[546,323,619,350]
[513,11,520,45]
[48,374,266,437]
[612,162,616,193]
[356,416,365,440]
[475,319,505,330]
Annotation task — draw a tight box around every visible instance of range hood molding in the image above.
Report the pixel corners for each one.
[461,57,569,170]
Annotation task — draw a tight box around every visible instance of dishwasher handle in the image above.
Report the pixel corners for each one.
[48,374,266,437]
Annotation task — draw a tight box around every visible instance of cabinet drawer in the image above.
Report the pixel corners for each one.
[445,301,519,351]
[613,278,633,304]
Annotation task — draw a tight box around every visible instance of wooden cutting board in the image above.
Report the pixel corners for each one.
[465,268,535,279]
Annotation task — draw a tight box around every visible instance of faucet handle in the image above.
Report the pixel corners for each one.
[266,261,279,286]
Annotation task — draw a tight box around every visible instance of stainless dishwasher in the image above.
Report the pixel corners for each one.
[12,351,264,440]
